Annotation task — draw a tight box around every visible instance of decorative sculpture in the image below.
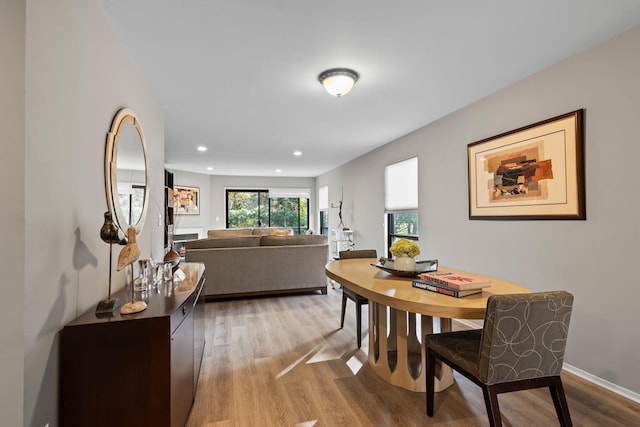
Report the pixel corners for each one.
[118,227,147,314]
[331,187,346,229]
[117,227,140,271]
[95,211,122,315]
[163,224,180,268]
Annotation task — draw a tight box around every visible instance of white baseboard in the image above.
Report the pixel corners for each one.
[562,364,640,404]
[453,319,640,404]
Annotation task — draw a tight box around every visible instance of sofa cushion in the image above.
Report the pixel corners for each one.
[186,236,261,249]
[207,228,253,238]
[260,234,327,246]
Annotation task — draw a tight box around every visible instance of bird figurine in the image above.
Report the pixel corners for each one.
[117,227,140,271]
[116,226,147,315]
[96,211,123,315]
[100,211,120,244]
[101,211,127,245]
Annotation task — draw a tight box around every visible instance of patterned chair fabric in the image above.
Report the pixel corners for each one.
[479,291,573,384]
[425,291,574,427]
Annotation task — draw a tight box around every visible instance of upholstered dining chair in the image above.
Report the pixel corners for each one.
[338,249,377,348]
[425,291,574,427]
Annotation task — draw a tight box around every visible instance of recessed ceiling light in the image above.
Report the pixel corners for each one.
[207,166,214,171]
[275,169,282,173]
[197,146,207,152]
[293,150,302,156]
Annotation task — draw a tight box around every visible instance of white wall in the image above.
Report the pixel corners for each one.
[319,25,640,397]
[169,170,211,237]
[0,1,25,425]
[170,172,317,233]
[320,165,388,252]
[22,1,164,425]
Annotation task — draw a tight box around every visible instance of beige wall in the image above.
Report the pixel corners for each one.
[0,1,26,425]
[19,1,165,425]
[319,25,640,397]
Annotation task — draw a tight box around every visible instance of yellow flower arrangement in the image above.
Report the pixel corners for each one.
[389,238,420,258]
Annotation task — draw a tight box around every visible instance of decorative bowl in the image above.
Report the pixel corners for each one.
[372,257,438,277]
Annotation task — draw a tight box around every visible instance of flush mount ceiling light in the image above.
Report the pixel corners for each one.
[318,68,359,97]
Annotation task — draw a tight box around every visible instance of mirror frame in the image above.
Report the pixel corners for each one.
[104,108,150,235]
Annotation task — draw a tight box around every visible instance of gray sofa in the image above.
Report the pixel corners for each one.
[185,231,329,299]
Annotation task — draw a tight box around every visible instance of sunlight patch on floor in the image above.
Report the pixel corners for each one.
[275,327,376,380]
[346,340,369,375]
[306,343,342,364]
[295,420,318,427]
[275,343,321,379]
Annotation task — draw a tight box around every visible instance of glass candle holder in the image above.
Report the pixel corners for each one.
[136,259,149,291]
[163,262,173,283]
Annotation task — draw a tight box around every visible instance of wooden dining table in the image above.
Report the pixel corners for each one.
[325,258,530,392]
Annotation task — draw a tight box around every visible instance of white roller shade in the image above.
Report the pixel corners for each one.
[268,188,311,199]
[318,185,328,210]
[385,157,418,211]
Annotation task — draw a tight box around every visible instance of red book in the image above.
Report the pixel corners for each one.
[419,271,491,290]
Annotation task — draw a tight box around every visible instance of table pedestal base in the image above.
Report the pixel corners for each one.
[368,301,454,392]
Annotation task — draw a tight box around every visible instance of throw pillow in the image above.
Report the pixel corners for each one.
[269,229,290,236]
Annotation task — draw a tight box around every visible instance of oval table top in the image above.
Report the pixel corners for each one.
[326,258,530,319]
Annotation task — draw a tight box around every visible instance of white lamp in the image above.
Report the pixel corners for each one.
[318,68,359,97]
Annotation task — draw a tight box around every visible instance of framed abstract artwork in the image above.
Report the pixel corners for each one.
[468,109,585,220]
[173,185,200,215]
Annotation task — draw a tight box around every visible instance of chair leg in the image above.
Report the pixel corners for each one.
[356,302,362,348]
[425,347,436,416]
[481,385,502,427]
[549,377,573,427]
[340,293,347,329]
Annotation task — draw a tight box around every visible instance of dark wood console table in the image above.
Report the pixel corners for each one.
[61,262,206,427]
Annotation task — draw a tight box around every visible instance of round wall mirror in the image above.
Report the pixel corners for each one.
[105,108,150,235]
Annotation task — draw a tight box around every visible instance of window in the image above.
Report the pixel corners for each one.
[118,184,146,226]
[387,212,419,255]
[226,190,268,228]
[268,197,308,233]
[318,185,329,236]
[319,211,329,236]
[226,189,310,234]
[384,157,419,257]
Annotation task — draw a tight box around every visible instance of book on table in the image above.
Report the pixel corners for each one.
[412,280,483,298]
[419,271,491,290]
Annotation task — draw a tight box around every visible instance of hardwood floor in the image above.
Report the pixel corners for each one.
[187,286,640,426]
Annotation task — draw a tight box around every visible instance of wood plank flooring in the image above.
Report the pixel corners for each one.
[186,286,640,426]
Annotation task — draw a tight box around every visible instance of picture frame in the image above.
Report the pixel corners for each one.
[468,109,585,220]
[173,185,200,215]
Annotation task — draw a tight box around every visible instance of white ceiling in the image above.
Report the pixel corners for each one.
[99,0,640,178]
